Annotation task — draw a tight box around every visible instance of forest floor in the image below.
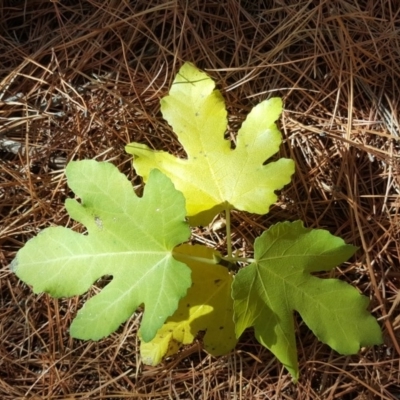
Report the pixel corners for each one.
[1,1,399,399]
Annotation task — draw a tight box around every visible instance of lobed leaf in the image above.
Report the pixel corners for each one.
[126,62,295,225]
[232,221,382,380]
[11,160,192,342]
[140,244,237,365]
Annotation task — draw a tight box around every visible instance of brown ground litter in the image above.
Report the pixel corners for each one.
[1,1,400,399]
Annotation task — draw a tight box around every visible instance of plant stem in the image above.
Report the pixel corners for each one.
[172,251,219,265]
[222,256,255,263]
[225,208,232,258]
[173,249,254,269]
[173,208,255,269]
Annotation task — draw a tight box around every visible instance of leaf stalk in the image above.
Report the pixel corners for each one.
[225,208,232,258]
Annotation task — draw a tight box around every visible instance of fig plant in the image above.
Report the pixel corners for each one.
[12,62,382,380]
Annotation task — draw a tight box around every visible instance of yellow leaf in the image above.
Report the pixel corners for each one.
[126,62,294,225]
[140,244,236,366]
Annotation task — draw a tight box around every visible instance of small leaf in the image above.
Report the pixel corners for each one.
[11,160,191,342]
[126,62,295,225]
[140,244,237,366]
[232,221,382,380]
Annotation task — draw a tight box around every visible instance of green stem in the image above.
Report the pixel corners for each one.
[222,256,255,263]
[172,249,254,269]
[173,208,255,269]
[172,251,219,265]
[225,208,232,258]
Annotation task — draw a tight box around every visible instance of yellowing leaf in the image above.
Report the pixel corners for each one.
[11,161,192,342]
[232,221,383,380]
[140,244,237,366]
[126,62,295,225]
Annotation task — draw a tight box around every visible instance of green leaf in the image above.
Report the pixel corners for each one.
[232,221,382,380]
[11,160,192,342]
[140,244,237,365]
[126,62,295,225]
